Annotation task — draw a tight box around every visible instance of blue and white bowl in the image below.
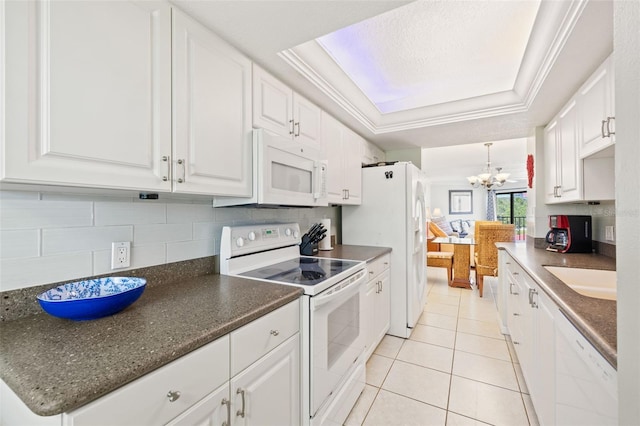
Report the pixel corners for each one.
[37,277,147,321]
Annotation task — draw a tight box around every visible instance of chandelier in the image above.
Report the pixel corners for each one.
[467,142,510,189]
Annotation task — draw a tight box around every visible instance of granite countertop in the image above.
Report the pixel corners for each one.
[497,243,616,367]
[0,274,302,416]
[314,244,392,263]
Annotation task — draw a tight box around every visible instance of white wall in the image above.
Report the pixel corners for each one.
[0,190,339,291]
[614,1,640,423]
[429,184,486,221]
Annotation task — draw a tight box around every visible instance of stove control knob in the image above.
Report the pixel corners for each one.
[293,230,300,238]
[248,231,256,241]
[284,228,292,236]
[235,237,245,247]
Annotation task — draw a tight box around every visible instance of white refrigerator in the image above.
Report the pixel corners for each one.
[342,162,427,338]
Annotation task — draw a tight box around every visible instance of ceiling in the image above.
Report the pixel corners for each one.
[170,0,613,155]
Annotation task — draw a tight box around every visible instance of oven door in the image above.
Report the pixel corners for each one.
[256,129,327,207]
[310,270,366,416]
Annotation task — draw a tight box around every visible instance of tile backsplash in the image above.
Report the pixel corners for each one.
[0,190,340,291]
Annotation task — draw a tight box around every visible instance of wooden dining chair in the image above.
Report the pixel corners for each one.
[474,221,515,297]
[427,221,454,284]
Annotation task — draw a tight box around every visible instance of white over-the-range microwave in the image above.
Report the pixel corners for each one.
[214,129,328,208]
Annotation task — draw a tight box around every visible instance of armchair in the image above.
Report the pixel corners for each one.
[474,221,515,297]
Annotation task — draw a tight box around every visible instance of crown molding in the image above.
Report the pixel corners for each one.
[279,0,589,135]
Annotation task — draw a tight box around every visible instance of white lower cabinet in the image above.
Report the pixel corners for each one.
[363,254,391,359]
[501,252,616,426]
[2,300,300,426]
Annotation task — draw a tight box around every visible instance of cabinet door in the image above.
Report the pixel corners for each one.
[374,269,391,343]
[531,287,556,426]
[167,383,230,426]
[544,121,559,203]
[321,112,346,204]
[3,1,171,191]
[172,9,252,197]
[580,56,615,158]
[230,334,300,426]
[557,100,582,202]
[363,279,377,359]
[293,94,322,149]
[252,65,293,139]
[342,129,363,205]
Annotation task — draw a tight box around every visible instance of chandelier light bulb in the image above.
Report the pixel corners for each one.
[467,143,509,189]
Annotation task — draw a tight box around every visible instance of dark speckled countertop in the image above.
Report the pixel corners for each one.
[497,243,616,367]
[0,274,302,416]
[314,244,392,263]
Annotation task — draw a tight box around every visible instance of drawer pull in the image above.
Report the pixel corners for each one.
[513,341,520,345]
[270,329,280,336]
[222,398,231,426]
[166,390,181,402]
[236,388,246,418]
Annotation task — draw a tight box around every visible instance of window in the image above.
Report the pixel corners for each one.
[496,191,527,240]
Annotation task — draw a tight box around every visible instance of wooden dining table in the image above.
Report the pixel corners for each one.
[432,236,476,289]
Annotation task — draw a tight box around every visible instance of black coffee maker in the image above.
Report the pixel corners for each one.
[545,215,592,253]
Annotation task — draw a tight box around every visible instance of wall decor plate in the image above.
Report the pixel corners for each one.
[37,277,147,321]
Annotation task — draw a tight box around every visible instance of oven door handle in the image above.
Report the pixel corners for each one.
[312,273,365,310]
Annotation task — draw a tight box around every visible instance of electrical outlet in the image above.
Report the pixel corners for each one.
[605,226,615,242]
[111,241,131,269]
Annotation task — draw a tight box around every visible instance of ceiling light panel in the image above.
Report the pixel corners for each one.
[317,0,541,114]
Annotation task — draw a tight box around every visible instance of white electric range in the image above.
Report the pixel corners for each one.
[220,223,367,426]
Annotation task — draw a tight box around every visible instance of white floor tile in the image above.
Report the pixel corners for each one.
[344,385,378,426]
[418,311,459,330]
[396,339,454,373]
[424,300,459,317]
[457,317,504,339]
[363,389,447,426]
[365,354,393,387]
[455,332,510,361]
[409,324,456,348]
[448,376,529,426]
[381,360,451,409]
[428,292,461,306]
[373,335,404,359]
[452,350,519,391]
[446,412,492,425]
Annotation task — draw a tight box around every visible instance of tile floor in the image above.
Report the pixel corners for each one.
[344,267,540,426]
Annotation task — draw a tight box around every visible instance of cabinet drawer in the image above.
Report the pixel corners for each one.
[367,254,390,281]
[65,335,229,426]
[230,299,300,376]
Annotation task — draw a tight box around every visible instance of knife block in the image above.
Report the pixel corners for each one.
[300,235,318,256]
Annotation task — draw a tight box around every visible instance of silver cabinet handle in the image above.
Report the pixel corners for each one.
[162,156,170,181]
[221,398,231,426]
[601,119,608,138]
[513,313,520,316]
[294,121,300,137]
[236,388,246,418]
[529,288,538,308]
[369,270,374,275]
[509,282,515,294]
[606,116,615,136]
[176,159,185,183]
[289,119,294,135]
[346,189,350,199]
[167,390,181,402]
[270,329,279,336]
[513,341,520,345]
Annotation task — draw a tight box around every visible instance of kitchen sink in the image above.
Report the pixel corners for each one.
[543,266,616,301]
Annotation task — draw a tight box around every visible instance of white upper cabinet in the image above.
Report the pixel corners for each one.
[544,55,615,204]
[172,9,252,197]
[252,65,322,149]
[362,141,386,165]
[2,0,172,191]
[579,55,615,158]
[321,112,362,205]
